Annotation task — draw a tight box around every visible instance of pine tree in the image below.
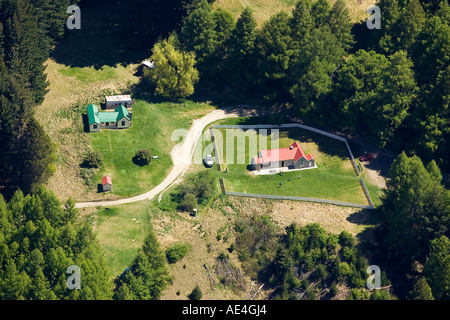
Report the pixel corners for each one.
[383,0,426,54]
[425,236,450,300]
[412,15,450,86]
[409,277,434,300]
[311,0,330,28]
[382,153,450,265]
[289,26,344,120]
[226,7,258,86]
[114,231,172,300]
[180,0,217,70]
[210,8,235,79]
[254,11,293,101]
[290,0,314,49]
[1,0,49,104]
[17,118,56,194]
[328,0,354,52]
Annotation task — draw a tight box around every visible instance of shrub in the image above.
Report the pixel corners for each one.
[339,262,353,280]
[133,149,152,166]
[80,168,95,186]
[83,151,103,168]
[166,243,191,264]
[188,285,203,300]
[330,282,338,296]
[339,231,355,247]
[179,193,197,212]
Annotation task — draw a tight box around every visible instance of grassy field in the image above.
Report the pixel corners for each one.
[208,119,374,205]
[213,0,377,26]
[89,100,215,197]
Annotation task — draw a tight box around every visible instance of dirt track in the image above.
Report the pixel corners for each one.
[75,108,261,208]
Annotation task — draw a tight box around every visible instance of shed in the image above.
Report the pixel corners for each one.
[142,60,154,69]
[102,176,112,192]
[105,95,133,109]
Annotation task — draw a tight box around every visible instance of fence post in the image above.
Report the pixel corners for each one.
[219,178,226,195]
[209,127,222,171]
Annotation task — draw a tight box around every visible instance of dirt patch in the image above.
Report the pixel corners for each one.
[224,206,235,214]
[272,201,370,236]
[154,208,254,300]
[227,196,371,236]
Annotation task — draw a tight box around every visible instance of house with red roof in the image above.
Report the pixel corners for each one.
[250,142,315,171]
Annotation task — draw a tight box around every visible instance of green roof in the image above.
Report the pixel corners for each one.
[115,105,130,121]
[98,112,121,122]
[87,104,100,125]
[87,104,131,125]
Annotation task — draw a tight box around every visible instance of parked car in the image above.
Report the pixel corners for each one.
[359,153,374,162]
[204,154,214,167]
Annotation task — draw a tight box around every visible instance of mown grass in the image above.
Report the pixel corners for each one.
[59,65,118,83]
[94,201,157,277]
[208,120,371,205]
[88,100,215,197]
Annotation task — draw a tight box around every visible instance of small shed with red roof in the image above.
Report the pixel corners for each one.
[250,142,315,171]
[102,176,112,192]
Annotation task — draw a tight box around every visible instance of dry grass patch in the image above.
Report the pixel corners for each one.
[227,196,372,236]
[156,207,252,300]
[213,0,377,26]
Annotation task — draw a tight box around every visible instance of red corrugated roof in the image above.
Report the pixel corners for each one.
[102,176,112,185]
[257,142,314,164]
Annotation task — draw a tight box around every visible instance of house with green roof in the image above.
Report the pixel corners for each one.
[87,104,132,132]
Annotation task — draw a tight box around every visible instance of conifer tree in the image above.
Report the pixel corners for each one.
[254,11,293,101]
[311,0,330,28]
[425,236,450,300]
[114,231,172,300]
[226,7,258,85]
[409,277,434,300]
[180,0,217,70]
[328,0,354,52]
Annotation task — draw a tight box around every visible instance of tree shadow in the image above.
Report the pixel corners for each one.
[284,128,351,160]
[51,0,186,69]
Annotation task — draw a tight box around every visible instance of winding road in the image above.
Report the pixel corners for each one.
[75,107,261,208]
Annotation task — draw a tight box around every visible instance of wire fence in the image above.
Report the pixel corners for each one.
[212,123,360,176]
[212,123,374,209]
[219,179,373,209]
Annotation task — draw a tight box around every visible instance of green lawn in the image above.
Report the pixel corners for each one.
[89,100,215,197]
[94,201,160,277]
[209,122,372,205]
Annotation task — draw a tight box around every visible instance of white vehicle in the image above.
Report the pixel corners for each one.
[204,154,214,167]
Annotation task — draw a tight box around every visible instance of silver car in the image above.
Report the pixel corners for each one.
[204,154,214,167]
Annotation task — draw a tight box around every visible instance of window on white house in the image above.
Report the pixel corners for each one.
[121,121,125,126]
[93,125,97,129]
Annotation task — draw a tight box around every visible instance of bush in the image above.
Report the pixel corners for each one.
[133,149,152,166]
[330,282,338,296]
[80,168,96,186]
[82,151,103,168]
[188,285,202,300]
[179,193,197,212]
[339,231,355,247]
[166,243,191,264]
